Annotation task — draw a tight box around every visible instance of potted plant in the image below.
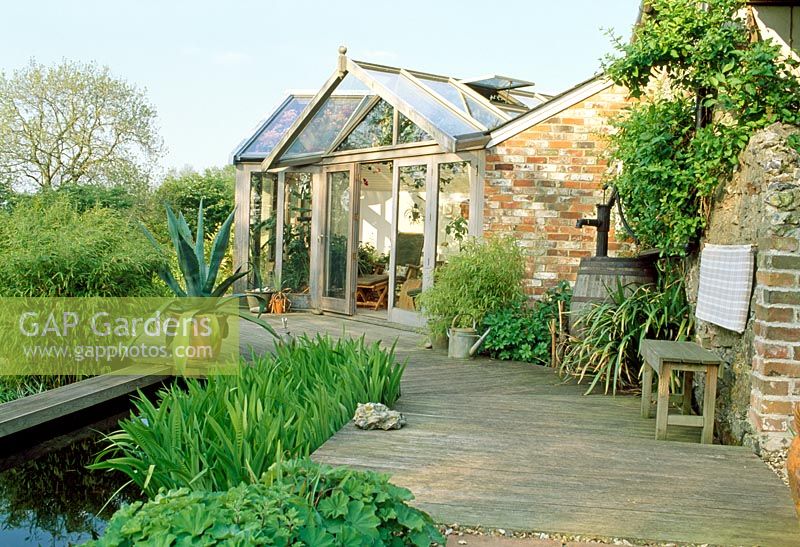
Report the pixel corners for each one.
[141,201,276,364]
[245,268,276,313]
[358,243,388,275]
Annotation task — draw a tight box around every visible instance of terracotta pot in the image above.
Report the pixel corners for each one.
[269,292,291,314]
[788,404,800,518]
[246,290,274,313]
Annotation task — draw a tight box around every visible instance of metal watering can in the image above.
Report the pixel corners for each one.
[447,313,492,359]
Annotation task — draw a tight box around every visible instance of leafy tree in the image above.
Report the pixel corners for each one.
[604,0,800,255]
[153,165,234,232]
[54,183,139,212]
[0,59,162,190]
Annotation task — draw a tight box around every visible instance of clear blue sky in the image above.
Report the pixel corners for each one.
[0,0,640,174]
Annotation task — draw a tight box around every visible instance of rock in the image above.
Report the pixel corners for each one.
[353,402,406,430]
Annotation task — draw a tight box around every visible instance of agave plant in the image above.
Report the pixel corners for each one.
[141,201,275,333]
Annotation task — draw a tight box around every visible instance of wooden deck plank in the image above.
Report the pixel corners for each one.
[0,367,170,438]
[241,314,800,546]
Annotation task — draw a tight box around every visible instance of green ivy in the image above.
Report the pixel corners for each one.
[88,459,444,547]
[604,0,800,255]
[482,281,572,364]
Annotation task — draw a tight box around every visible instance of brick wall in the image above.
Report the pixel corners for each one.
[749,168,800,450]
[482,85,633,297]
[689,123,800,451]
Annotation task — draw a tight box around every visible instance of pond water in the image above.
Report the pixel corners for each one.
[0,416,141,546]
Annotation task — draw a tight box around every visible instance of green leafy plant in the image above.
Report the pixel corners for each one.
[90,336,405,495]
[559,264,694,394]
[152,166,235,234]
[140,201,275,332]
[416,237,525,339]
[0,195,164,297]
[444,216,469,249]
[88,459,443,547]
[358,242,388,275]
[482,281,572,364]
[604,0,800,255]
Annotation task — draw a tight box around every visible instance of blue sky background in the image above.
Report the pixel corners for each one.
[0,0,640,174]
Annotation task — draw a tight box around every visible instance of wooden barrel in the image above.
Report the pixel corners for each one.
[569,257,656,337]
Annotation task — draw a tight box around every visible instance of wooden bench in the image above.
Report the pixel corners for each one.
[640,339,722,444]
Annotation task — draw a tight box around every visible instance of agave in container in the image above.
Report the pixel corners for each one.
[141,201,276,365]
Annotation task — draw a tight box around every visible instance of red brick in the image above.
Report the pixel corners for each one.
[765,290,800,306]
[766,326,800,342]
[754,304,795,323]
[752,375,790,396]
[755,340,792,359]
[757,271,797,287]
[757,399,795,415]
[760,360,800,377]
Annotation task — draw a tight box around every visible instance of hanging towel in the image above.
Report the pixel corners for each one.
[696,244,756,333]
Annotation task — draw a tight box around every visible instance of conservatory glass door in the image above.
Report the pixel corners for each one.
[388,158,433,326]
[319,164,356,314]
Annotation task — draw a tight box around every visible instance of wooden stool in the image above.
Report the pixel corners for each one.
[639,340,722,444]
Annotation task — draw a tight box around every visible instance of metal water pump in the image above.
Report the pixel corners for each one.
[575,186,637,257]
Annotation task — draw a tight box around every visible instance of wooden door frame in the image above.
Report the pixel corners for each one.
[387,152,481,326]
[388,157,432,327]
[317,163,358,315]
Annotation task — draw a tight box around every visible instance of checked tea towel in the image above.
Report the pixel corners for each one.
[696,244,755,333]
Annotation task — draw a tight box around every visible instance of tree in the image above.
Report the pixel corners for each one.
[0,59,163,190]
[153,166,235,232]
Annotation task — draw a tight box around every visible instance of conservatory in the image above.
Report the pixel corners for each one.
[231,47,548,325]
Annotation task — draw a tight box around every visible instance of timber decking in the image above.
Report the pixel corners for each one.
[0,368,169,439]
[241,313,800,546]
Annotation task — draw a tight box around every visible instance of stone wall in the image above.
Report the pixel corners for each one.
[687,123,800,452]
[482,85,633,297]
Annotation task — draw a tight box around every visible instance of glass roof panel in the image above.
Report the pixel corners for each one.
[336,100,394,151]
[462,75,535,90]
[499,106,527,119]
[283,96,365,158]
[241,96,311,157]
[509,93,546,109]
[415,77,467,113]
[397,112,432,144]
[363,68,478,136]
[462,94,505,129]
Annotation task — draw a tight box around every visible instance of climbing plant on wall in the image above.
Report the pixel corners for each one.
[604,0,800,256]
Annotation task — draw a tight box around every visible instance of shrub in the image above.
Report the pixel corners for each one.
[0,196,164,296]
[482,281,572,364]
[152,166,234,233]
[416,237,525,339]
[55,183,140,212]
[559,263,694,394]
[89,459,443,547]
[91,336,406,495]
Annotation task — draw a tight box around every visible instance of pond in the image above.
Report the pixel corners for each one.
[0,413,142,546]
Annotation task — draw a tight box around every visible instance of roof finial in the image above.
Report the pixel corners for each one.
[337,45,348,74]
